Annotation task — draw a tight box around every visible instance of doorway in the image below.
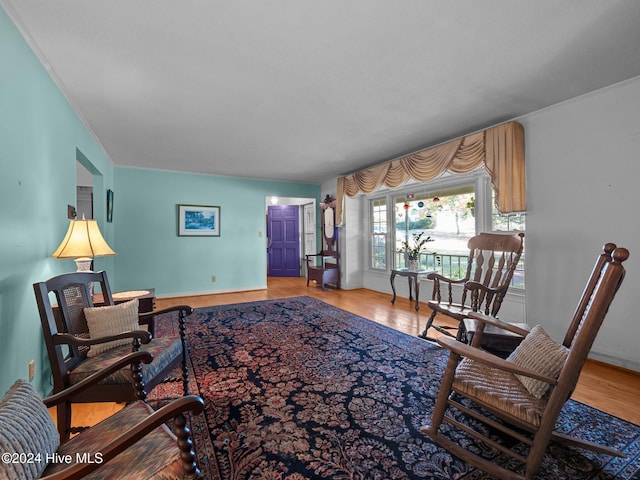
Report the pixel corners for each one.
[76,162,93,219]
[265,197,316,277]
[267,205,299,276]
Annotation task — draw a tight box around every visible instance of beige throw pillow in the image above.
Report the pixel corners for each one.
[84,299,140,357]
[0,380,60,480]
[506,324,569,399]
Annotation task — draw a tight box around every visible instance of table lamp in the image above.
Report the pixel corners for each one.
[51,216,116,271]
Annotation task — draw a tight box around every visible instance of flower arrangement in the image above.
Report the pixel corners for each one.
[466,197,475,217]
[399,232,434,260]
[466,197,475,210]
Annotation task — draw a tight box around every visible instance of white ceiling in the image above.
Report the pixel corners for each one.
[4,1,640,184]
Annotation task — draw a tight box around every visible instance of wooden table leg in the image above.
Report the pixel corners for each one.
[390,271,397,304]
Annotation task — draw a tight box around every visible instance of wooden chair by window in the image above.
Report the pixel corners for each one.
[33,270,193,441]
[0,352,204,479]
[420,232,524,341]
[306,195,340,290]
[421,243,629,480]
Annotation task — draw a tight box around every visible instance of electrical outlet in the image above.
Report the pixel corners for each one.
[211,275,216,283]
[28,360,35,380]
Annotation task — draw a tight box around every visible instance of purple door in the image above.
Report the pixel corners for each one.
[268,205,300,277]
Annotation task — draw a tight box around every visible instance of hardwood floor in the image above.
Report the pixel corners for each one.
[65,276,640,430]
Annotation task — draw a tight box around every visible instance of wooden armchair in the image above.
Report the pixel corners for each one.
[33,271,193,440]
[420,231,524,341]
[421,243,629,480]
[0,351,204,479]
[306,195,340,290]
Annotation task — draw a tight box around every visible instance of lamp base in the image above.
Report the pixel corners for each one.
[74,257,95,295]
[74,257,93,272]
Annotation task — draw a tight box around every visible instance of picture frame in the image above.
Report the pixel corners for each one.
[178,204,220,236]
[106,189,114,223]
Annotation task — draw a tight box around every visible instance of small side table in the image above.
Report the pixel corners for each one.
[111,289,156,313]
[93,288,155,313]
[390,269,434,311]
[461,318,529,358]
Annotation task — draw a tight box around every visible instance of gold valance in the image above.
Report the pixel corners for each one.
[336,121,525,223]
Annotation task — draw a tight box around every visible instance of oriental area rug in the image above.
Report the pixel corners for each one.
[152,296,640,480]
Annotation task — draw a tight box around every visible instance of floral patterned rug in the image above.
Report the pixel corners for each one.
[152,296,640,479]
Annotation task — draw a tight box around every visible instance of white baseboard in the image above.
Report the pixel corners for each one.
[588,349,640,372]
[155,285,267,299]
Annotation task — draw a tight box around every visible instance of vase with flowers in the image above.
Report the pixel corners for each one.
[398,232,434,271]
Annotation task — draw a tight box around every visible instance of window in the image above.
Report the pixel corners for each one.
[492,201,526,231]
[491,191,526,289]
[370,198,387,270]
[367,173,526,290]
[394,185,475,275]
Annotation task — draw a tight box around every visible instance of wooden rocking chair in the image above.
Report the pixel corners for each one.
[421,243,629,480]
[420,231,524,341]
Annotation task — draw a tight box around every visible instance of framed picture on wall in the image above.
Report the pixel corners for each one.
[178,204,220,236]
[106,189,114,223]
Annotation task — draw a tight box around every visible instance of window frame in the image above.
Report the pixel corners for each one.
[365,170,526,291]
[368,196,389,271]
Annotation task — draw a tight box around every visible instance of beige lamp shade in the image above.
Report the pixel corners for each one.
[51,218,116,259]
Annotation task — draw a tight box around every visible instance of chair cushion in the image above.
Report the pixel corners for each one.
[68,337,183,386]
[43,401,193,479]
[0,380,59,480]
[506,325,569,398]
[453,357,547,427]
[84,299,140,357]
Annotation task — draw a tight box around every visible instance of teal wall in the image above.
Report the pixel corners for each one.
[112,167,319,295]
[0,6,320,397]
[0,7,115,396]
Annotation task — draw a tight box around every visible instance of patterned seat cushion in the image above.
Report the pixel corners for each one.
[453,357,547,427]
[43,401,194,479]
[68,336,183,386]
[0,380,59,480]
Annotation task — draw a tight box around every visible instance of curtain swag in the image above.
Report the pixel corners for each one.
[336,121,525,225]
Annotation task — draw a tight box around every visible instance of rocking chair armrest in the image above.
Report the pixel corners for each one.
[437,337,558,385]
[464,281,509,296]
[117,395,204,437]
[467,311,531,337]
[426,272,468,285]
[138,305,193,324]
[39,395,205,480]
[43,351,154,408]
[52,330,152,347]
